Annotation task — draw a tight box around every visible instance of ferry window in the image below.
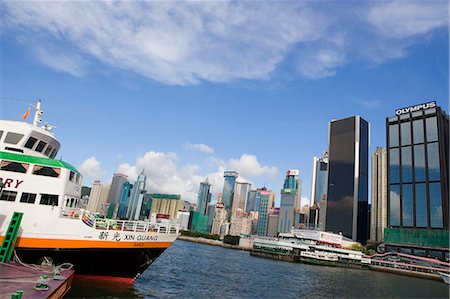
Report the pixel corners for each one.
[35,141,47,153]
[76,173,81,184]
[50,148,57,159]
[24,137,38,149]
[32,165,61,178]
[20,193,37,204]
[44,145,53,157]
[0,190,18,201]
[0,130,3,141]
[69,171,75,182]
[0,160,29,173]
[4,132,24,145]
[40,194,59,206]
[5,147,24,153]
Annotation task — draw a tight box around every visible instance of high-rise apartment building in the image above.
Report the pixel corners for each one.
[232,182,251,214]
[126,170,146,220]
[222,171,238,213]
[149,193,184,219]
[279,170,301,234]
[267,207,280,237]
[370,147,388,242]
[256,188,275,236]
[326,116,369,244]
[211,202,227,235]
[385,101,449,260]
[197,178,212,215]
[87,180,102,212]
[230,210,253,236]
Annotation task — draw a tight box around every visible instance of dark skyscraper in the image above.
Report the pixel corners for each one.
[384,101,449,259]
[325,116,369,244]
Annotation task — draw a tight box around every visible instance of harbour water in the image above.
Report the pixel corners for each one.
[66,240,449,298]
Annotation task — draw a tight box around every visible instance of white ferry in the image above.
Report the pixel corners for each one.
[0,101,179,283]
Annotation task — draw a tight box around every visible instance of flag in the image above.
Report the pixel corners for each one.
[22,106,30,120]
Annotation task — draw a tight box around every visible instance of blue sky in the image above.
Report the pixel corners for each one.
[1,1,448,205]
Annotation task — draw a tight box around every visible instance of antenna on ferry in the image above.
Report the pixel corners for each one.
[32,99,43,126]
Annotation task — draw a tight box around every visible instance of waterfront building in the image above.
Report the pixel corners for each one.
[370,147,388,242]
[117,181,132,219]
[232,182,251,214]
[86,180,102,212]
[279,170,301,234]
[197,178,212,215]
[308,204,320,229]
[230,210,253,236]
[256,188,275,236]
[149,193,184,219]
[267,207,280,237]
[126,170,146,220]
[182,200,192,212]
[385,101,449,260]
[222,171,239,214]
[107,173,128,205]
[211,202,227,235]
[97,184,111,215]
[325,116,369,244]
[246,190,257,212]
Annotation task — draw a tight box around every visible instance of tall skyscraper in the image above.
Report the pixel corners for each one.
[107,173,128,204]
[197,178,212,215]
[117,181,133,219]
[222,171,238,217]
[326,116,369,244]
[278,170,301,234]
[310,152,329,205]
[267,207,280,237]
[385,102,449,259]
[256,188,275,236]
[211,202,227,235]
[232,182,251,214]
[370,147,388,242]
[126,170,147,220]
[246,190,257,212]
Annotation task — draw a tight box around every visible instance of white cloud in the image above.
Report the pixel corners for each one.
[357,100,381,109]
[79,157,103,179]
[367,1,448,38]
[185,142,215,154]
[2,1,446,84]
[228,154,278,178]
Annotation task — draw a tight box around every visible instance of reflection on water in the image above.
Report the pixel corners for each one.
[66,240,449,298]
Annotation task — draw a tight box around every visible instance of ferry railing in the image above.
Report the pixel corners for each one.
[77,210,179,234]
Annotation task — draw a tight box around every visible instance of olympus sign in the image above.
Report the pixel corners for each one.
[395,101,436,116]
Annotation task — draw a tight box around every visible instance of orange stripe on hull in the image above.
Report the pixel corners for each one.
[74,274,135,284]
[0,236,172,249]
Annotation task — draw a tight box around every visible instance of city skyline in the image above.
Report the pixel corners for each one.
[1,1,448,206]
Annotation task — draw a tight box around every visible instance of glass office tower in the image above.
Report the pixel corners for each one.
[385,102,449,259]
[325,116,369,244]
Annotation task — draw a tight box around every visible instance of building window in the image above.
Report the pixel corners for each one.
[389,148,400,184]
[402,184,413,227]
[0,190,18,201]
[24,137,38,149]
[389,185,400,226]
[427,143,440,181]
[400,122,411,145]
[429,183,443,228]
[414,144,426,182]
[32,165,61,178]
[389,124,399,147]
[415,183,427,227]
[35,141,47,153]
[4,132,24,145]
[0,160,29,173]
[20,193,37,204]
[412,119,424,144]
[425,117,438,142]
[40,194,59,206]
[401,146,412,183]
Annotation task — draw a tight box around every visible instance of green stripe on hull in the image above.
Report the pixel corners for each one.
[0,151,79,173]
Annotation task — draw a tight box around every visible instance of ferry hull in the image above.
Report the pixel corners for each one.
[16,247,167,281]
